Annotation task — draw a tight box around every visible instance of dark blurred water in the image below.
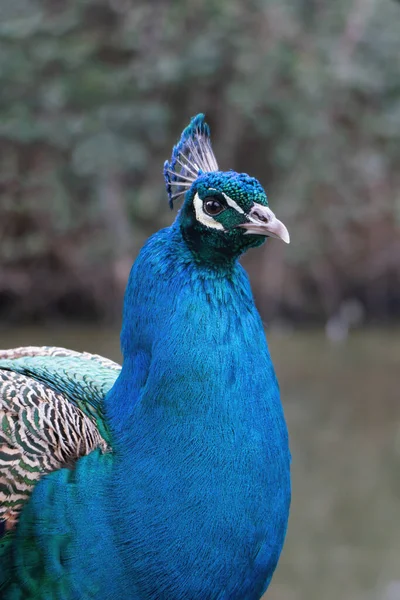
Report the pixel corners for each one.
[1,327,399,600]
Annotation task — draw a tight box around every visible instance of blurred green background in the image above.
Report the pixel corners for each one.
[0,1,399,598]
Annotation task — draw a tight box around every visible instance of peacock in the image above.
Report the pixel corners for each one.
[0,114,291,599]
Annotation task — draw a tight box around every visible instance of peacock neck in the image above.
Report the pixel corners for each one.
[118,220,247,365]
[105,222,282,452]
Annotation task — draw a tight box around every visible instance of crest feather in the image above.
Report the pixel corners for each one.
[163,114,219,208]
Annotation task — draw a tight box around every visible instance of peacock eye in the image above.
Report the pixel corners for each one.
[203,197,225,217]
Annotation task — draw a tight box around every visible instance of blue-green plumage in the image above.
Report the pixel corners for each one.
[0,114,291,599]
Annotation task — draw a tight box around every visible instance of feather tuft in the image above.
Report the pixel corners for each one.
[164,114,219,208]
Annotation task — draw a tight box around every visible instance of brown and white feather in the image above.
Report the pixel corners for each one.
[0,346,118,530]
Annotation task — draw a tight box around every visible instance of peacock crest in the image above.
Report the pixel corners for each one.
[163,113,219,208]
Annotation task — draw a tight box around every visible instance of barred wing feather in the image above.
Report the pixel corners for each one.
[0,346,121,531]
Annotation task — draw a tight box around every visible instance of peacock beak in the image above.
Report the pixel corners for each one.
[238,204,290,244]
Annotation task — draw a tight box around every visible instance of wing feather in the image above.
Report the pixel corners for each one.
[0,346,120,531]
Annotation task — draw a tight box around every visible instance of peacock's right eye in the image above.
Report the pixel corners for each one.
[203,197,225,217]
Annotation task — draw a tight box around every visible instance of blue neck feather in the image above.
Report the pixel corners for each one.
[104,219,291,599]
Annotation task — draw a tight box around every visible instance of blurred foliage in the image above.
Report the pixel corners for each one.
[0,0,399,323]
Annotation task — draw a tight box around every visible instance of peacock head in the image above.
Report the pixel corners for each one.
[164,114,289,266]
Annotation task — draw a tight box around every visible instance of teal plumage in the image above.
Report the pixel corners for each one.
[0,114,291,599]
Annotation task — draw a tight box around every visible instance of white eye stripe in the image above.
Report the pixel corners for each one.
[193,193,224,230]
[206,188,245,215]
[220,192,245,214]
